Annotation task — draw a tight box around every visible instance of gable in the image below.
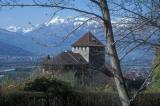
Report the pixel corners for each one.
[72,32,104,47]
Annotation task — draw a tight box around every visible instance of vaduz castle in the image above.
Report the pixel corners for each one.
[43,32,113,86]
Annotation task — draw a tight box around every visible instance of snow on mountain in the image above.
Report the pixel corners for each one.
[6,26,21,32]
[0,16,156,64]
[6,26,35,33]
[25,16,104,50]
[45,16,66,26]
[5,16,101,33]
[21,27,35,33]
[0,16,105,56]
[74,17,100,26]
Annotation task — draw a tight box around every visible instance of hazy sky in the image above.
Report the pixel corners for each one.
[0,0,93,28]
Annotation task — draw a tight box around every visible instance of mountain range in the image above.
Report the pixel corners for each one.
[0,17,103,56]
[0,41,33,56]
[0,16,155,64]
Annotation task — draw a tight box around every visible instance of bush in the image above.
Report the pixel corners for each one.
[152,50,160,82]
[131,93,160,106]
[24,75,72,93]
[148,49,160,92]
[0,92,32,106]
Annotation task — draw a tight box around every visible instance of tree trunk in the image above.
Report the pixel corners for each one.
[99,0,130,106]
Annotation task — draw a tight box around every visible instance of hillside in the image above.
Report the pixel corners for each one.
[0,41,34,56]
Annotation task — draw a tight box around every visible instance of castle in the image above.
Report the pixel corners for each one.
[71,32,105,67]
[43,32,112,86]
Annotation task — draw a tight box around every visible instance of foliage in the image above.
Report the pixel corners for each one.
[1,91,160,106]
[0,68,34,92]
[54,71,75,87]
[1,76,25,92]
[152,50,160,82]
[0,92,46,106]
[147,80,160,93]
[126,79,145,91]
[104,84,114,93]
[131,93,160,106]
[24,75,72,93]
[149,49,160,92]
[0,91,120,106]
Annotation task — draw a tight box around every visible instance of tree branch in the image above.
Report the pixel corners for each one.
[130,61,160,102]
[0,3,104,20]
[90,0,100,5]
[112,2,160,29]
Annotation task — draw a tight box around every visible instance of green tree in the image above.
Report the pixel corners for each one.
[152,49,160,82]
[150,48,160,92]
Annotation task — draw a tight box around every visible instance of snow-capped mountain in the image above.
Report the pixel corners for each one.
[45,16,66,26]
[0,16,156,65]
[0,17,103,56]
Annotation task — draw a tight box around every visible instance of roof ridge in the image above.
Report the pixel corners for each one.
[72,32,104,47]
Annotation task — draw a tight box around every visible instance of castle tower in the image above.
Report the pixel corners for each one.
[72,32,105,67]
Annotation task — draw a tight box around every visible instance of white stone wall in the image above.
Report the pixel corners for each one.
[72,47,89,62]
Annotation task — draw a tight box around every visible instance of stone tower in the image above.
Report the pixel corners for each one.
[72,32,105,68]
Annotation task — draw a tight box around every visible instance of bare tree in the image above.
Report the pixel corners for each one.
[109,0,160,102]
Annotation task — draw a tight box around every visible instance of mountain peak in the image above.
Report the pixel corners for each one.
[45,16,65,26]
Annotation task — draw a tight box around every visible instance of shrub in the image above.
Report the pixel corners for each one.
[131,93,160,106]
[24,75,72,93]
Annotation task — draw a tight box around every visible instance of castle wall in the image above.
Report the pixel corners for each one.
[89,46,105,67]
[72,46,105,67]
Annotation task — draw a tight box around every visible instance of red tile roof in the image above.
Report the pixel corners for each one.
[72,32,104,47]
